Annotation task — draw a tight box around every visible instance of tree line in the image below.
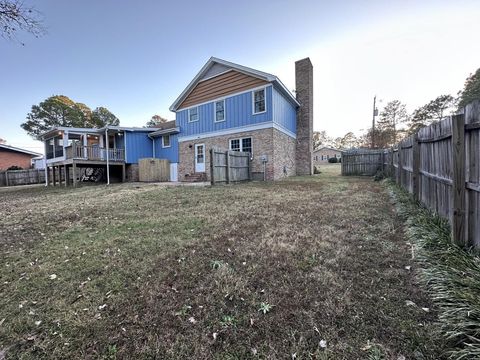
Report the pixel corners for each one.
[18,94,173,140]
[314,67,480,150]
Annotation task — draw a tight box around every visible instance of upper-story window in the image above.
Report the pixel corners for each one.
[188,107,199,122]
[252,88,266,114]
[215,100,225,122]
[162,134,171,148]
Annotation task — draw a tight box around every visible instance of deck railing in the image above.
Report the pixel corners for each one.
[65,144,125,162]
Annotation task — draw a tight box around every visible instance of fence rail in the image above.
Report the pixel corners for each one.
[342,100,480,248]
[210,148,252,184]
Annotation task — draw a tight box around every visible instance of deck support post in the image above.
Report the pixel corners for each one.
[122,163,126,183]
[72,161,77,187]
[44,164,48,187]
[64,165,69,186]
[52,166,56,186]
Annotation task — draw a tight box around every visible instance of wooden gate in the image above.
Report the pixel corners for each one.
[210,148,252,184]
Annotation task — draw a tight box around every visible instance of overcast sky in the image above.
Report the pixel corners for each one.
[1,0,479,153]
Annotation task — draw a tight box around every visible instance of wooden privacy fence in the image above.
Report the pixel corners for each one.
[342,100,480,248]
[138,158,170,182]
[341,149,385,176]
[210,148,252,184]
[0,169,45,187]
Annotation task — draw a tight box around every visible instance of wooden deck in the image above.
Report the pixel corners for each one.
[45,144,126,187]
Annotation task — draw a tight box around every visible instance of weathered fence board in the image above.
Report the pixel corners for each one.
[0,169,45,187]
[342,100,480,249]
[138,158,170,182]
[341,149,384,176]
[210,148,251,184]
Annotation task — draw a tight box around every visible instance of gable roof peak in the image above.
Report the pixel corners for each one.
[169,57,299,111]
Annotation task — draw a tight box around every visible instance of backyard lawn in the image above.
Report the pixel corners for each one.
[0,164,443,359]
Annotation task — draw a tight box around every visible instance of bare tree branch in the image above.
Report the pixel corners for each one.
[0,0,45,44]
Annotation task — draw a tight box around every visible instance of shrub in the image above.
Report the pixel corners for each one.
[7,165,23,170]
[391,183,480,359]
[328,157,338,163]
[313,166,321,174]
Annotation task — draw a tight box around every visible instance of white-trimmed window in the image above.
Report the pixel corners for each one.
[188,107,199,122]
[252,88,266,114]
[215,100,225,122]
[229,137,252,154]
[162,134,171,148]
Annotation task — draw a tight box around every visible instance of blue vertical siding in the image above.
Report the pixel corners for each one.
[176,85,273,136]
[154,133,179,163]
[272,87,297,135]
[125,131,153,164]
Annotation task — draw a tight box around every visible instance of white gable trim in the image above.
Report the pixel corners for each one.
[177,121,296,142]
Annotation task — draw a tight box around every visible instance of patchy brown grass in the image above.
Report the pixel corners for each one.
[0,164,444,359]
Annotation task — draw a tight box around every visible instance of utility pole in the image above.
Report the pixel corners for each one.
[372,95,377,149]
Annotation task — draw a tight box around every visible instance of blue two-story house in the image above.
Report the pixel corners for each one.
[39,57,313,184]
[170,57,313,181]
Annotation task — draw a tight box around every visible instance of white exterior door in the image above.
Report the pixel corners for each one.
[194,144,205,173]
[170,163,178,182]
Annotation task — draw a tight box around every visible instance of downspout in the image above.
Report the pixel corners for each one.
[44,138,48,186]
[152,137,155,158]
[105,128,110,185]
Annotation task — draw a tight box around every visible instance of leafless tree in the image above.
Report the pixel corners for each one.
[0,0,45,44]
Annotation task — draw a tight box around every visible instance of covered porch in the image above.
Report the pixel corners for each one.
[43,127,126,186]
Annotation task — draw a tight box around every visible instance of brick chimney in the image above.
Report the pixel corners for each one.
[295,58,313,175]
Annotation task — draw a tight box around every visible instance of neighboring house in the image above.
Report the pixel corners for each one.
[312,147,342,164]
[39,57,313,184]
[0,144,41,170]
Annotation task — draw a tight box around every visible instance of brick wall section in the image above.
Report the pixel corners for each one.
[272,128,296,179]
[295,58,314,175]
[178,128,277,181]
[0,149,34,170]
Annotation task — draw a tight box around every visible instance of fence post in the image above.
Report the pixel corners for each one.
[452,114,466,247]
[396,145,402,185]
[341,153,344,175]
[412,134,420,201]
[389,148,394,178]
[5,171,9,187]
[226,150,230,184]
[210,148,215,185]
